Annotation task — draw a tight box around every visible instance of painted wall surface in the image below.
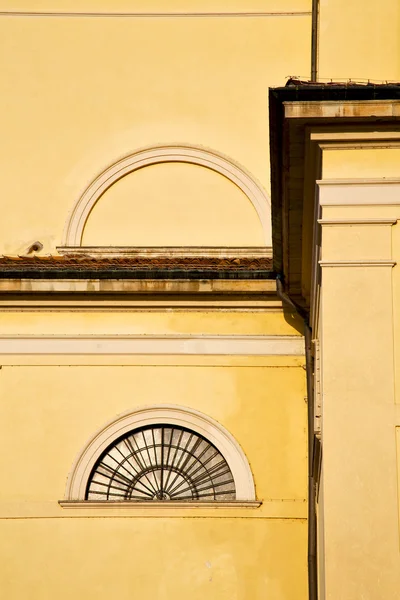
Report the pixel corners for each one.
[0,310,304,336]
[0,310,308,600]
[81,163,266,246]
[318,0,400,81]
[12,1,400,598]
[317,146,400,598]
[0,2,311,254]
[0,519,306,600]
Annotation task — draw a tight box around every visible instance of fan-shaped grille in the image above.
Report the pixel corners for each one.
[86,425,236,501]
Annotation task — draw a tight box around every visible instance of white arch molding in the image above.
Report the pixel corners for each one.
[64,404,256,502]
[61,145,271,246]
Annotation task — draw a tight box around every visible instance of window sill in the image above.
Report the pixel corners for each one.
[59,500,262,509]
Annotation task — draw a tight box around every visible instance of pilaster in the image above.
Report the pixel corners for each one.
[317,180,400,599]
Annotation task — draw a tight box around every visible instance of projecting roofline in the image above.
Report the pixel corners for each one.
[269,80,400,309]
[283,99,400,119]
[270,79,400,102]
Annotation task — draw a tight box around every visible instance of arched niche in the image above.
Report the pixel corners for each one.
[61,145,271,247]
[64,405,256,502]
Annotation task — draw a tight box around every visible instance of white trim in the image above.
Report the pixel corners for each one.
[317,178,400,185]
[0,334,305,356]
[311,133,400,142]
[317,219,397,225]
[317,181,400,206]
[319,143,400,151]
[64,405,257,502]
[0,11,312,18]
[319,260,396,268]
[61,145,271,246]
[309,189,322,337]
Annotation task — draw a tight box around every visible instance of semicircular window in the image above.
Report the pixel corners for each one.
[86,425,236,501]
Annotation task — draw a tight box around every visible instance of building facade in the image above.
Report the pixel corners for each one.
[0,1,399,599]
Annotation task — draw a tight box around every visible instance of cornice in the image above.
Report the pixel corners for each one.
[0,11,311,18]
[319,260,396,268]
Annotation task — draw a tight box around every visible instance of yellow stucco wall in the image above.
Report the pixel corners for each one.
[0,308,308,600]
[318,0,400,81]
[0,310,304,336]
[8,1,400,598]
[322,148,400,179]
[81,163,266,247]
[0,519,307,600]
[0,2,311,254]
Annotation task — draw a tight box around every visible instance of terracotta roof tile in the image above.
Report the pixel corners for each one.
[0,255,274,280]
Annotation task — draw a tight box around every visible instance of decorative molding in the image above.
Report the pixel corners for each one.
[319,143,400,151]
[0,298,282,311]
[317,180,400,207]
[317,178,400,186]
[57,246,273,258]
[0,334,305,356]
[61,145,271,246]
[59,500,262,509]
[311,132,400,142]
[318,219,397,226]
[319,260,396,268]
[64,405,257,502]
[0,11,312,19]
[285,100,400,119]
[0,278,275,294]
[3,498,308,519]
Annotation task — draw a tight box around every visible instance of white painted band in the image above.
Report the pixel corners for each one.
[318,180,400,206]
[0,11,312,18]
[319,260,396,267]
[0,334,304,356]
[317,219,397,226]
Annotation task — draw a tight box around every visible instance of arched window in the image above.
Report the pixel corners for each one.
[86,424,236,501]
[62,405,256,504]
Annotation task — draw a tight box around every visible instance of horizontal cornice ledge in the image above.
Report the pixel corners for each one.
[284,99,400,119]
[317,178,400,186]
[317,219,397,226]
[319,260,396,267]
[57,246,273,258]
[0,279,275,294]
[0,11,311,19]
[317,179,400,206]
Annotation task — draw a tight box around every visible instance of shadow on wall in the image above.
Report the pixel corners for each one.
[282,307,304,335]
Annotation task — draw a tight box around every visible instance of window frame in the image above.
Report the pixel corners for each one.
[61,405,257,506]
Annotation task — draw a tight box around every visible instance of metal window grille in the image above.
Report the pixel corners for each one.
[86,425,236,501]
